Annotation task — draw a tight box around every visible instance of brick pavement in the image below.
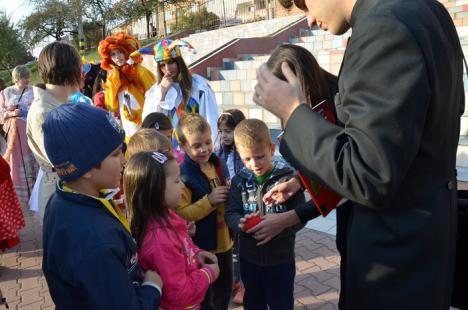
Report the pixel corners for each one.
[0,204,340,310]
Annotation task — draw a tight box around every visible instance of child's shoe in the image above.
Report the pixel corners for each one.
[232,286,244,304]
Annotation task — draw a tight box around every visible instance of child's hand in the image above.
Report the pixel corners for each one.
[206,263,220,281]
[187,221,196,237]
[198,251,218,265]
[238,212,260,232]
[207,186,230,205]
[144,270,163,289]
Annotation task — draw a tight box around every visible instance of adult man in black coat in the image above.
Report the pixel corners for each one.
[253,0,465,308]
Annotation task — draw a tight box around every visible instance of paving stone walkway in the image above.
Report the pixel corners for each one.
[0,204,340,310]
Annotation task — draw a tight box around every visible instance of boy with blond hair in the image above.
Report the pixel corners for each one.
[176,113,232,310]
[126,128,172,159]
[225,118,305,310]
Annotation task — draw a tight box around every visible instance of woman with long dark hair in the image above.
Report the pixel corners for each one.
[134,39,219,143]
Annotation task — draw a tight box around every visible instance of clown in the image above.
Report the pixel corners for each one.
[133,39,219,144]
[98,32,156,139]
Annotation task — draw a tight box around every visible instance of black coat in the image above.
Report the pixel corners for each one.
[280,0,464,309]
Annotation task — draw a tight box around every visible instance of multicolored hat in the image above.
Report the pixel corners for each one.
[130,39,195,62]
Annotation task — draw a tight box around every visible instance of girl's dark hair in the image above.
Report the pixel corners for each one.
[266,44,336,109]
[38,41,82,87]
[124,151,175,248]
[217,109,246,130]
[141,112,173,131]
[156,56,192,108]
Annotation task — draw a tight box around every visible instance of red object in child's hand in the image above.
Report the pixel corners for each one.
[243,215,262,231]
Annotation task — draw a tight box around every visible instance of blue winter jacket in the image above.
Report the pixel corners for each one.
[42,184,161,309]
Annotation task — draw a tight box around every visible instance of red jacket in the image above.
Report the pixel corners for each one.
[139,210,216,310]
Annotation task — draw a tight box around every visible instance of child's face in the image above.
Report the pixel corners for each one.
[110,49,127,67]
[91,144,126,189]
[218,123,234,146]
[159,128,173,141]
[237,142,275,177]
[181,129,213,164]
[164,160,184,208]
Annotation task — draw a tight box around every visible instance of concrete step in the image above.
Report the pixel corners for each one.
[457,166,468,182]
[209,79,256,93]
[218,68,257,81]
[457,135,468,168]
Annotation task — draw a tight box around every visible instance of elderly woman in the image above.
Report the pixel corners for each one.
[0,65,38,207]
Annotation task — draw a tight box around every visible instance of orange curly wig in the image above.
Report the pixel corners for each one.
[98,32,144,92]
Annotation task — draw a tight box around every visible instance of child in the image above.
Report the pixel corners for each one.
[176,113,232,310]
[41,103,162,309]
[127,128,172,159]
[98,32,155,140]
[26,41,82,221]
[225,119,306,310]
[214,109,246,304]
[141,112,184,163]
[215,109,246,181]
[124,151,220,309]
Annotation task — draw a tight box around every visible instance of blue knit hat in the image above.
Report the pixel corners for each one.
[43,104,124,181]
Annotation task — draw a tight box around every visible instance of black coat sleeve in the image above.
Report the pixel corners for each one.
[280,17,430,207]
[77,244,160,310]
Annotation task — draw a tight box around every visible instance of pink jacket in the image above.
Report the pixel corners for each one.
[139,210,216,310]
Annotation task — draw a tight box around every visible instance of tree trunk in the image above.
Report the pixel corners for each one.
[146,13,151,39]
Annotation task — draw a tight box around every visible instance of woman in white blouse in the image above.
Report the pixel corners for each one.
[0,65,38,206]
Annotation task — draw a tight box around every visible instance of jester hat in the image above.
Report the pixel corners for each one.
[98,32,143,71]
[131,39,194,62]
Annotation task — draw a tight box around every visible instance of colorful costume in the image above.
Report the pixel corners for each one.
[133,39,219,144]
[98,32,155,139]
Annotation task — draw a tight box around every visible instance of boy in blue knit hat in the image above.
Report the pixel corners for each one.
[41,103,163,309]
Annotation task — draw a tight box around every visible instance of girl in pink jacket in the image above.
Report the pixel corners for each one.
[124,151,220,310]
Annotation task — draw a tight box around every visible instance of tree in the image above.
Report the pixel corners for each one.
[0,12,30,72]
[84,0,130,39]
[22,0,74,46]
[172,6,220,33]
[123,0,189,40]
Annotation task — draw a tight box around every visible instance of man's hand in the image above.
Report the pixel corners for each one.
[198,251,218,265]
[207,186,229,205]
[263,177,302,205]
[144,270,163,289]
[247,211,301,246]
[253,62,305,125]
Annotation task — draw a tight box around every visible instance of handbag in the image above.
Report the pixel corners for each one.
[1,87,25,140]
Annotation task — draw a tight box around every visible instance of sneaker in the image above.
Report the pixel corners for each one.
[232,286,245,304]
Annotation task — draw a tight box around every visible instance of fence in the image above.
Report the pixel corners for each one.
[117,0,278,41]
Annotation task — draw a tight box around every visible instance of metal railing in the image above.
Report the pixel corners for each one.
[117,0,277,41]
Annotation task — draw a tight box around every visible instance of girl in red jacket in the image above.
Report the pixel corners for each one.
[124,151,219,310]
